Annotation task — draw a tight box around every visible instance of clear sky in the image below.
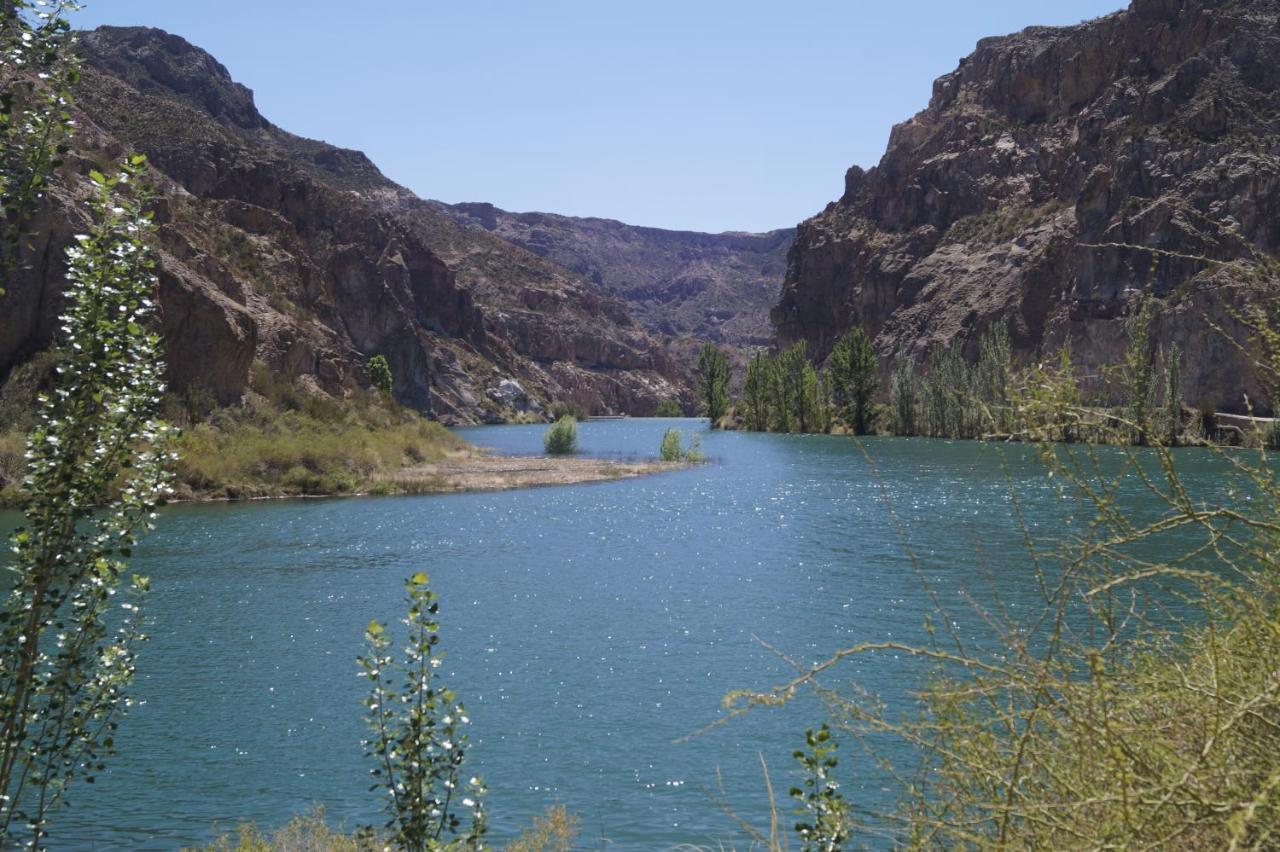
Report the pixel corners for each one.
[75,1,1127,233]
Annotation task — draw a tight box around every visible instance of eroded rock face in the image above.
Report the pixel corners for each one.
[1,26,692,424]
[436,202,794,349]
[774,0,1280,413]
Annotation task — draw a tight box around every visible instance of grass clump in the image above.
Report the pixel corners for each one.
[542,416,578,455]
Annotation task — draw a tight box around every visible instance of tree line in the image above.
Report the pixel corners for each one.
[694,303,1199,448]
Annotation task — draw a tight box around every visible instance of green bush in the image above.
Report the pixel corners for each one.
[659,428,683,461]
[366,354,393,397]
[549,400,588,421]
[653,399,683,417]
[658,429,703,462]
[543,416,578,455]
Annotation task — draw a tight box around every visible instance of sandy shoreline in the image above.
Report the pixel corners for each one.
[1,452,693,509]
[374,451,691,494]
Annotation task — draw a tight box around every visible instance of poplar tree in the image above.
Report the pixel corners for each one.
[829,327,879,434]
[739,352,771,432]
[695,343,730,427]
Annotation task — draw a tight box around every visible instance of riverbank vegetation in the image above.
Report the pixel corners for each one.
[169,370,464,501]
[653,399,684,417]
[1,374,466,507]
[721,301,1254,449]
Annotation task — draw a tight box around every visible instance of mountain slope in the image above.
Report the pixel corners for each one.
[773,0,1280,413]
[434,202,793,347]
[1,26,691,424]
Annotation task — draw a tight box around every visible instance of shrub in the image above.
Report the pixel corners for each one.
[660,428,683,461]
[543,416,578,455]
[653,399,683,417]
[659,429,703,462]
[791,725,851,851]
[504,805,580,852]
[366,355,393,397]
[549,400,587,421]
[189,807,370,852]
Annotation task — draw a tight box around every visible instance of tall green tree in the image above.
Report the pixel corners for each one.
[799,361,821,434]
[890,359,919,436]
[0,158,173,847]
[973,322,1013,435]
[815,369,833,434]
[1125,295,1157,445]
[694,342,730,427]
[1160,343,1182,447]
[739,351,771,432]
[777,341,810,433]
[829,327,880,434]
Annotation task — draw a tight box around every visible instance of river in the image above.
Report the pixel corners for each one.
[0,419,1242,849]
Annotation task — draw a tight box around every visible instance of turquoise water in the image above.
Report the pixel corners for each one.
[0,420,1242,849]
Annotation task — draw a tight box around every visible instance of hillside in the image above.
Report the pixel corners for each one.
[434,202,792,348]
[773,0,1280,413]
[0,26,693,424]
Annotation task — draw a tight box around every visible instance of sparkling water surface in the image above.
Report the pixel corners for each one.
[0,420,1240,849]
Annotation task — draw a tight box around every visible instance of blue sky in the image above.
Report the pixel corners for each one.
[76,1,1126,233]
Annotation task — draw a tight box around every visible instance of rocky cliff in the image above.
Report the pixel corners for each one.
[1,26,693,423]
[773,0,1280,413]
[434,203,792,348]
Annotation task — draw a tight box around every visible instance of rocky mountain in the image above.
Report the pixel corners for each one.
[773,0,1280,414]
[434,202,792,348]
[1,26,694,424]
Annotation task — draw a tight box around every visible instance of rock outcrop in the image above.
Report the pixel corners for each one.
[1,26,694,423]
[773,0,1280,413]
